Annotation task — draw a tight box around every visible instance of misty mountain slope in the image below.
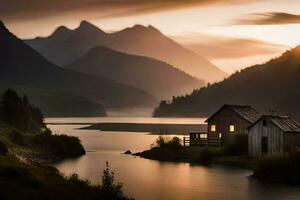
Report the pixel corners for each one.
[105,25,227,83]
[0,21,157,114]
[25,21,227,83]
[0,82,106,117]
[66,45,204,99]
[153,46,300,120]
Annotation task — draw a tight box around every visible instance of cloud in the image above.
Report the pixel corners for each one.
[237,12,300,25]
[0,0,260,23]
[175,33,288,59]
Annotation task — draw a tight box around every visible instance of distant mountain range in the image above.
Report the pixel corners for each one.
[0,21,157,116]
[25,21,226,83]
[66,46,203,99]
[153,46,300,120]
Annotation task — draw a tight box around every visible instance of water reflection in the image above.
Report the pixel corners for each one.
[48,120,300,200]
[46,117,205,125]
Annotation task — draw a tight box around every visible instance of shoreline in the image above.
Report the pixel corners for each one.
[134,146,254,169]
[81,122,207,134]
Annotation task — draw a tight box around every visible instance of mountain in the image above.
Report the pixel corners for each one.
[66,46,204,99]
[153,46,300,120]
[0,20,157,116]
[25,21,227,83]
[0,83,106,117]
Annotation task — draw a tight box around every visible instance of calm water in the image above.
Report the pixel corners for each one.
[45,117,205,124]
[47,117,300,200]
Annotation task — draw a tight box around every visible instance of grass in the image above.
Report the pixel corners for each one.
[253,148,300,185]
[138,136,300,184]
[0,124,85,163]
[136,136,253,168]
[136,146,253,167]
[0,139,8,155]
[0,91,133,199]
[0,155,132,200]
[0,122,131,199]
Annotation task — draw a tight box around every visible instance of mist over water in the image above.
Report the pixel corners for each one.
[106,108,155,117]
[48,118,300,200]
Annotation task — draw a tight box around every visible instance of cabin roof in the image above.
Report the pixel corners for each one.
[205,104,261,123]
[249,115,300,133]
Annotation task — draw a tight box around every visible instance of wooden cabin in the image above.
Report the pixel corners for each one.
[248,115,300,156]
[205,104,260,144]
[186,104,260,146]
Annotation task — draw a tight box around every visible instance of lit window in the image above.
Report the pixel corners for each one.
[200,134,207,139]
[229,125,235,133]
[210,125,216,132]
[219,133,222,138]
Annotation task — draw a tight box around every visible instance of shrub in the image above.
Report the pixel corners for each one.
[168,137,182,149]
[0,156,132,200]
[223,134,248,155]
[154,136,182,149]
[253,148,300,184]
[155,136,166,147]
[32,130,85,158]
[102,162,124,198]
[0,140,8,155]
[9,131,25,146]
[66,173,92,187]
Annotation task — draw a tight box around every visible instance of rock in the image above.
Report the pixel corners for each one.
[124,150,132,154]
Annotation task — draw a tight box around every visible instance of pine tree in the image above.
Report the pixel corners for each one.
[0,89,44,131]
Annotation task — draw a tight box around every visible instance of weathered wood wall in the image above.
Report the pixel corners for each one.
[248,119,284,156]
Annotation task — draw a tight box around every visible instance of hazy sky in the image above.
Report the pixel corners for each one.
[2,0,300,73]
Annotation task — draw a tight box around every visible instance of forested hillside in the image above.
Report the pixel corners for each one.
[154,46,300,120]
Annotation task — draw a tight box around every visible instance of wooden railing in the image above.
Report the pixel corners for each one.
[183,137,221,147]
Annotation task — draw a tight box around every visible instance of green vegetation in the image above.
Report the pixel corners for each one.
[0,89,132,199]
[153,46,300,120]
[31,128,86,159]
[0,84,108,117]
[136,136,253,167]
[0,89,44,131]
[222,134,248,155]
[139,136,300,184]
[0,89,85,160]
[102,162,124,198]
[0,156,132,200]
[0,140,8,155]
[154,136,182,149]
[253,148,300,185]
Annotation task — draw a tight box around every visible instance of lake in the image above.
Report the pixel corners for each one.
[47,117,300,200]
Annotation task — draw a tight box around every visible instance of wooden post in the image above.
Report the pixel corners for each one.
[183,137,186,147]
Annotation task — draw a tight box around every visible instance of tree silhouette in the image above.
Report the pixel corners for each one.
[0,89,44,131]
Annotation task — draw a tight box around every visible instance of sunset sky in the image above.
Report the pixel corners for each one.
[2,0,300,73]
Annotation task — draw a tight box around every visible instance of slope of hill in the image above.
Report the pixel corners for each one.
[66,46,203,99]
[153,46,300,120]
[0,20,157,116]
[0,83,106,117]
[25,21,226,83]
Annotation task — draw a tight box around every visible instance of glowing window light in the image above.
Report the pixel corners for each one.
[211,125,216,132]
[229,125,235,133]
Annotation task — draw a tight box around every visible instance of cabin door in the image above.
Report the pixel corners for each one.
[261,137,268,154]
